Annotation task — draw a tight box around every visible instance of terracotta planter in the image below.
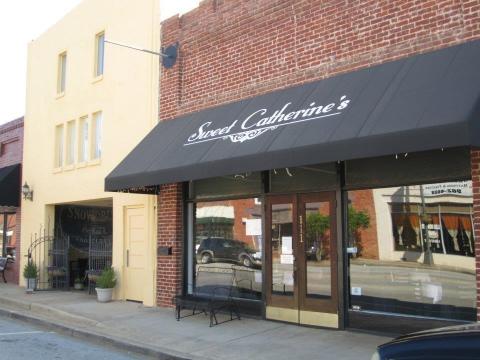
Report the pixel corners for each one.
[95,287,113,302]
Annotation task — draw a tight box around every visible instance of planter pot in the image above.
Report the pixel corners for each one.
[25,278,36,293]
[96,287,113,303]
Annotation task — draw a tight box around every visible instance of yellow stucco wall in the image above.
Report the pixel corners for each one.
[22,0,160,306]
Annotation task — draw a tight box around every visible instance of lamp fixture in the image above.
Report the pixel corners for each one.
[104,39,178,68]
[22,182,33,201]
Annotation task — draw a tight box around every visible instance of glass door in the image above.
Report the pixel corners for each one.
[265,192,338,327]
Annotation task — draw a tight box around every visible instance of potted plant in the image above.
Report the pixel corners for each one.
[74,276,84,290]
[23,261,38,293]
[95,267,116,302]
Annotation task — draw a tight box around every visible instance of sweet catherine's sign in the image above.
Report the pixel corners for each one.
[184,95,351,146]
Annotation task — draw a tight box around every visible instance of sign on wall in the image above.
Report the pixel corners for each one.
[423,181,472,197]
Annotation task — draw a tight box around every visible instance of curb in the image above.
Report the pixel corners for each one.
[0,307,199,360]
[0,295,99,328]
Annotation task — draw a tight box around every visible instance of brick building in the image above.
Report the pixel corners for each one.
[107,0,480,333]
[0,117,23,284]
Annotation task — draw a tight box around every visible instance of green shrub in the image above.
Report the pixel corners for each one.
[23,262,38,279]
[96,268,116,289]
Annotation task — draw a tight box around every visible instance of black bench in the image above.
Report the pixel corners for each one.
[173,266,241,327]
[0,257,13,283]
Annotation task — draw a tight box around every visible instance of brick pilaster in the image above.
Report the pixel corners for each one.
[470,148,480,321]
[156,183,183,307]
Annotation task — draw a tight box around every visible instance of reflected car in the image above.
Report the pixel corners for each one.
[371,323,480,360]
[196,237,261,268]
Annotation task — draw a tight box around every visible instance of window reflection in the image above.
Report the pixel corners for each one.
[0,214,16,259]
[305,202,331,298]
[349,181,476,321]
[194,198,263,300]
[271,203,293,295]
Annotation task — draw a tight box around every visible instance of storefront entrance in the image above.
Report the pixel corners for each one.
[265,192,338,327]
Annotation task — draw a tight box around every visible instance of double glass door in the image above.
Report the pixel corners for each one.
[265,192,338,327]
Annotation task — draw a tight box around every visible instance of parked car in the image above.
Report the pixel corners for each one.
[196,237,261,268]
[371,323,480,360]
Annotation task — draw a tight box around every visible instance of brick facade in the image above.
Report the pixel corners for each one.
[157,0,480,307]
[0,117,23,284]
[470,149,480,321]
[156,183,183,306]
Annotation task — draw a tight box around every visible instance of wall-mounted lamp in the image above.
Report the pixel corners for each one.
[22,182,33,201]
[104,39,178,68]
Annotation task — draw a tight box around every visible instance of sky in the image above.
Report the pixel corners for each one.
[0,0,199,125]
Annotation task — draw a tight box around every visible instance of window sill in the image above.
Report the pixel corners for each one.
[88,158,101,166]
[63,164,75,171]
[76,162,87,169]
[53,167,63,174]
[92,74,104,84]
[55,92,65,100]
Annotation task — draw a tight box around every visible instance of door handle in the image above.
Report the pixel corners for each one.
[126,250,129,267]
[293,257,297,282]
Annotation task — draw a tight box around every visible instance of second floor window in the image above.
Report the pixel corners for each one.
[66,120,76,165]
[78,117,89,162]
[55,124,64,167]
[57,52,67,94]
[95,32,105,77]
[92,111,102,160]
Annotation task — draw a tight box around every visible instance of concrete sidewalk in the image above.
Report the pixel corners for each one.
[0,284,390,359]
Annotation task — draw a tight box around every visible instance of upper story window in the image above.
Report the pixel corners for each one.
[55,124,64,167]
[66,120,76,165]
[57,52,67,94]
[95,32,105,77]
[78,116,89,163]
[91,111,102,160]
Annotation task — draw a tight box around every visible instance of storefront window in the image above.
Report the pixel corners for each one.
[191,198,263,301]
[348,181,476,321]
[0,214,16,258]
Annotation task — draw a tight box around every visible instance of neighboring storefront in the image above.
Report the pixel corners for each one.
[106,1,480,332]
[22,0,159,305]
[0,117,23,284]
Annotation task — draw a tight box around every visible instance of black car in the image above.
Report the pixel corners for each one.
[372,323,480,360]
[196,237,261,268]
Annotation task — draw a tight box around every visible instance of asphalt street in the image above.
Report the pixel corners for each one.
[0,316,146,360]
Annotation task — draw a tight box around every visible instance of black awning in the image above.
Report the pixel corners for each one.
[0,164,20,207]
[106,40,480,192]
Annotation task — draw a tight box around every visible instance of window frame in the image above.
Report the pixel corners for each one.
[65,120,76,166]
[91,111,102,160]
[57,51,67,95]
[94,31,105,78]
[78,116,89,164]
[54,124,65,168]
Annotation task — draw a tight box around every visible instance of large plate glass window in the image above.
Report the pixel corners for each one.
[190,198,263,301]
[348,180,476,321]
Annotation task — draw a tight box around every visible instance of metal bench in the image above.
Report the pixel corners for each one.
[173,266,241,327]
[0,257,13,283]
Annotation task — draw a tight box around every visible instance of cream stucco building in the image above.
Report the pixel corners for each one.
[22,0,160,305]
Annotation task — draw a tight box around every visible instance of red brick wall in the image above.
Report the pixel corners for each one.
[160,0,480,121]
[156,183,183,307]
[157,0,480,307]
[470,149,480,321]
[0,118,23,167]
[0,117,23,284]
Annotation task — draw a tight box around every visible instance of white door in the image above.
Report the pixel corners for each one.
[124,206,147,302]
